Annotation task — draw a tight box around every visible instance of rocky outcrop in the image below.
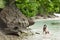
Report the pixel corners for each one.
[28,18,35,26]
[0,0,30,35]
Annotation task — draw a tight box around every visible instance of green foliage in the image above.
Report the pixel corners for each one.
[0,0,5,8]
[16,0,60,17]
[37,0,60,15]
[0,0,60,17]
[16,0,39,18]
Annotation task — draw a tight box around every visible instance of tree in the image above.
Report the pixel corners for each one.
[16,0,60,17]
[16,0,39,18]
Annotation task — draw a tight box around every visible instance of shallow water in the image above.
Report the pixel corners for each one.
[23,20,60,40]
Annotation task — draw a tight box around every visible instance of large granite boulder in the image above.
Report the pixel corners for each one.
[0,0,30,35]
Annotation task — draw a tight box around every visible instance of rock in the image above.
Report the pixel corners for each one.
[0,0,29,35]
[35,32,40,34]
[35,16,43,19]
[28,18,35,26]
[48,15,56,18]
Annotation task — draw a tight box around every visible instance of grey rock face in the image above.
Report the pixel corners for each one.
[0,6,29,33]
[0,0,35,36]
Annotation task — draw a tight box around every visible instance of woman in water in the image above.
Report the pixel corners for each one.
[43,24,49,34]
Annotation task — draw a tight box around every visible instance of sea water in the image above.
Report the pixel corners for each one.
[23,20,60,40]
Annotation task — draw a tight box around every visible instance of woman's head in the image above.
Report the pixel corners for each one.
[44,24,47,27]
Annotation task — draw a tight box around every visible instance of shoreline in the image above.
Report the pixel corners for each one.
[32,17,60,22]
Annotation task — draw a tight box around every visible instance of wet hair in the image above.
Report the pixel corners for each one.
[44,24,47,27]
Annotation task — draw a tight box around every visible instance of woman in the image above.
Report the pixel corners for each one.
[43,24,49,34]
